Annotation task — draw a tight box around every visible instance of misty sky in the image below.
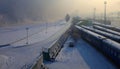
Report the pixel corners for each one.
[0,0,119,23]
[66,0,120,16]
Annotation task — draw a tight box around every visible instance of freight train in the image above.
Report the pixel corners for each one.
[42,27,70,61]
[30,55,46,69]
[93,25,120,36]
[93,23,120,32]
[74,25,120,66]
[81,25,120,43]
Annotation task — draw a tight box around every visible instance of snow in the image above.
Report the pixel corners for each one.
[0,23,42,45]
[0,20,117,69]
[46,37,116,69]
[0,21,68,46]
[0,21,71,69]
[0,55,15,69]
[11,24,65,47]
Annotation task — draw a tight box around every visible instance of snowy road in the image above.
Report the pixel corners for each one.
[46,38,117,69]
[0,21,71,69]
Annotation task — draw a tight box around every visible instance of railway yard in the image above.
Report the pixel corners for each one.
[0,0,120,69]
[0,20,120,69]
[45,21,120,69]
[46,37,117,69]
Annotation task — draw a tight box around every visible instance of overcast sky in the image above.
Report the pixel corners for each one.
[0,0,119,23]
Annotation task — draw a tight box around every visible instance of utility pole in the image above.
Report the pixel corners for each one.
[104,1,107,24]
[101,13,103,21]
[116,12,120,25]
[93,8,96,21]
[117,12,120,19]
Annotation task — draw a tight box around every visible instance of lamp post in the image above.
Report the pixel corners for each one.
[45,22,47,34]
[26,27,29,45]
[104,1,107,24]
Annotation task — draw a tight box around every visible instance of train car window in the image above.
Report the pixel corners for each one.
[114,52,117,57]
[118,54,120,59]
[109,46,111,51]
[110,48,113,55]
[107,46,109,51]
[111,50,113,55]
[110,49,112,54]
[106,46,108,50]
[105,46,107,50]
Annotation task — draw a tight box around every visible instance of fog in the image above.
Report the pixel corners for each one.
[0,0,119,25]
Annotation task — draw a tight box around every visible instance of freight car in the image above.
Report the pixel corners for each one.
[93,25,120,36]
[93,23,120,32]
[75,26,120,66]
[81,25,120,43]
[42,28,70,61]
[30,55,47,69]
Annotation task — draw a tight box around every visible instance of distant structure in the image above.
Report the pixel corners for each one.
[93,8,96,21]
[104,1,107,24]
[72,16,81,24]
[65,14,70,22]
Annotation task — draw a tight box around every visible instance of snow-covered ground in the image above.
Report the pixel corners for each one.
[0,23,45,46]
[0,21,67,46]
[0,21,71,69]
[46,38,117,69]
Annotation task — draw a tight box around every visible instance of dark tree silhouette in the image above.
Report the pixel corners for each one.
[65,14,70,22]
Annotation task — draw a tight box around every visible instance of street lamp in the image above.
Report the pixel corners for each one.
[45,22,48,34]
[26,27,29,45]
[104,1,107,24]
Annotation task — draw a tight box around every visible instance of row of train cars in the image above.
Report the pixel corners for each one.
[30,25,71,69]
[73,22,120,67]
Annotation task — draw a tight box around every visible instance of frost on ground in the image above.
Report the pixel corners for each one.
[0,21,66,46]
[0,55,15,69]
[46,38,116,69]
[0,21,71,69]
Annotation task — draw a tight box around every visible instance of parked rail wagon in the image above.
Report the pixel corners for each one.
[42,28,70,61]
[30,55,46,69]
[75,25,120,66]
[81,25,120,43]
[93,25,120,36]
[93,23,120,32]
